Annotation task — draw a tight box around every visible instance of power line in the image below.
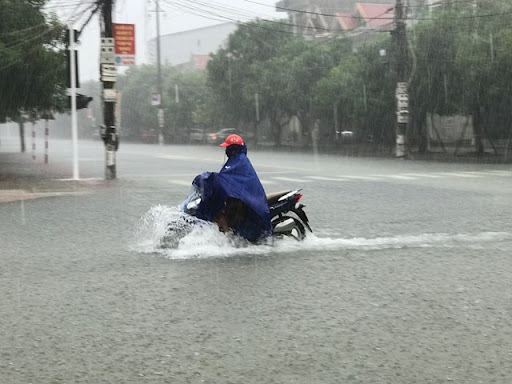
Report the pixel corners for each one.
[165,0,278,22]
[163,0,360,34]
[243,0,512,21]
[0,1,99,72]
[0,22,50,38]
[160,0,512,42]
[161,0,300,35]
[0,27,60,71]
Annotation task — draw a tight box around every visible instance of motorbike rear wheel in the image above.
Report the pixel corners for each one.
[272,215,306,241]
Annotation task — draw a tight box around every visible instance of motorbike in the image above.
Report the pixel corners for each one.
[160,183,312,248]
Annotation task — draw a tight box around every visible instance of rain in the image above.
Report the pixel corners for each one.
[1,0,512,383]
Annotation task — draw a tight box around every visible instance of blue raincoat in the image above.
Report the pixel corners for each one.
[193,144,272,241]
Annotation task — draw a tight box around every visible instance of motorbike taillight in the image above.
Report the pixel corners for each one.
[295,193,303,203]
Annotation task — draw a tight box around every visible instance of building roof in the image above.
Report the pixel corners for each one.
[191,54,211,70]
[276,0,394,13]
[356,3,395,29]
[336,12,360,30]
[157,22,237,40]
[335,2,395,31]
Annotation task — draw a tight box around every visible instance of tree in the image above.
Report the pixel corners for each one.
[314,37,396,145]
[246,37,353,145]
[163,70,208,143]
[453,0,512,153]
[410,0,512,153]
[0,0,66,151]
[206,19,297,137]
[0,1,66,117]
[117,64,160,140]
[409,11,463,151]
[207,19,353,145]
[118,64,209,142]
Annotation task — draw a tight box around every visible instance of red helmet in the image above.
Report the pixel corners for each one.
[220,134,244,147]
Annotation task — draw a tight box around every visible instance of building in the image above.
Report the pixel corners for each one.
[274,0,442,41]
[275,0,397,38]
[335,2,395,49]
[147,22,237,69]
[175,54,212,72]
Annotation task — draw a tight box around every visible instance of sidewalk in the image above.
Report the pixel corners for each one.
[0,152,106,203]
[256,141,512,164]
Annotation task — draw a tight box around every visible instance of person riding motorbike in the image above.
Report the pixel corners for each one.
[192,134,272,242]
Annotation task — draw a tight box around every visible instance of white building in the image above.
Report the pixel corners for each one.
[147,22,238,68]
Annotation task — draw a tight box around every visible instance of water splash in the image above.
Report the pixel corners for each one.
[132,206,511,260]
[132,204,183,251]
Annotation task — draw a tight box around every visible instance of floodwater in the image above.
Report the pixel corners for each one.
[134,203,511,260]
[1,141,512,383]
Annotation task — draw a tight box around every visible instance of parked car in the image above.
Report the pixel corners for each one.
[207,128,254,145]
[189,127,208,144]
[140,129,158,144]
[336,130,354,142]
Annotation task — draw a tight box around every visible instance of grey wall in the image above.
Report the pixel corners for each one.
[147,22,237,66]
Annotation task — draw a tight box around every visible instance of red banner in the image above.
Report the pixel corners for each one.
[113,23,135,65]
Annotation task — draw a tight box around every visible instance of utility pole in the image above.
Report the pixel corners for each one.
[394,0,409,158]
[69,26,80,179]
[155,0,165,145]
[100,0,118,179]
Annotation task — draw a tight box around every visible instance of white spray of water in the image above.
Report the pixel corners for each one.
[132,205,512,260]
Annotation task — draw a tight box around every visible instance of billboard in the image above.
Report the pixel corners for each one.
[113,23,135,66]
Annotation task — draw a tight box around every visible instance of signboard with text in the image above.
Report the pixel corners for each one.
[113,23,135,66]
[151,92,161,106]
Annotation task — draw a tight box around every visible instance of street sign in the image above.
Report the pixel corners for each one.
[158,109,164,127]
[397,113,409,124]
[396,82,409,124]
[101,64,116,82]
[151,92,161,106]
[113,23,136,66]
[396,82,407,96]
[104,89,117,103]
[100,38,115,65]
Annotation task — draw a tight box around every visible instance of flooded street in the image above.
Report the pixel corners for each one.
[1,140,512,383]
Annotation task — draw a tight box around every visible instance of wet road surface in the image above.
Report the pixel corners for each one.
[1,139,511,383]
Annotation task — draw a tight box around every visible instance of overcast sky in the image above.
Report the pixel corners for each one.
[47,0,282,81]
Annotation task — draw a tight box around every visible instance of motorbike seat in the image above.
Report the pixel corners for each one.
[266,190,292,205]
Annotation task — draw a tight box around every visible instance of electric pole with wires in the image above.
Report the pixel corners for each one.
[154,0,165,145]
[393,0,409,158]
[100,0,119,179]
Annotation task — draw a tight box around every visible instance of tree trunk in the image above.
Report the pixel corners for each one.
[333,103,339,142]
[19,121,26,153]
[430,113,446,152]
[296,112,309,147]
[253,120,259,146]
[417,115,428,153]
[454,116,470,156]
[481,110,498,156]
[504,122,512,162]
[472,106,484,154]
[270,116,281,147]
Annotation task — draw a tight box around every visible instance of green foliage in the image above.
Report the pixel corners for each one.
[315,37,396,143]
[0,0,66,120]
[117,64,159,138]
[165,70,209,142]
[117,1,512,149]
[409,0,512,149]
[118,64,209,142]
[206,19,297,128]
[207,19,353,144]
